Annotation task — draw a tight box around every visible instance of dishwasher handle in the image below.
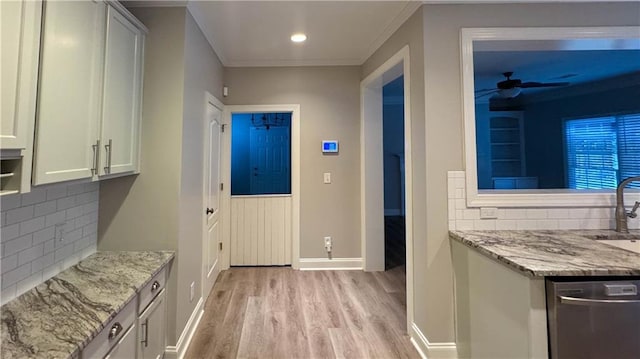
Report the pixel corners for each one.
[559,295,640,306]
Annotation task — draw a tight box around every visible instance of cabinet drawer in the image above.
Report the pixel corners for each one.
[138,267,166,313]
[81,298,136,359]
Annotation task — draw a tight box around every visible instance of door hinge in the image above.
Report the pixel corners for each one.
[221,124,226,133]
[220,183,224,191]
[218,242,223,251]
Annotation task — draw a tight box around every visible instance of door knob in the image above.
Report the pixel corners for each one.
[206,208,214,214]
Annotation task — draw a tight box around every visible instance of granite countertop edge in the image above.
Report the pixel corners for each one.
[75,251,175,352]
[449,230,640,278]
[1,250,175,359]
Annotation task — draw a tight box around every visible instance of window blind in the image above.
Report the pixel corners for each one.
[618,114,640,189]
[565,117,618,189]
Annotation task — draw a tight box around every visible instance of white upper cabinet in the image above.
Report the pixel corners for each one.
[33,1,146,185]
[1,0,42,150]
[33,0,106,185]
[100,6,144,176]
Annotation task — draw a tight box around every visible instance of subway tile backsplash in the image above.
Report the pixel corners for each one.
[447,171,640,231]
[1,181,99,305]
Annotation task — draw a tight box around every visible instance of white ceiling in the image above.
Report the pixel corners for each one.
[185,1,421,67]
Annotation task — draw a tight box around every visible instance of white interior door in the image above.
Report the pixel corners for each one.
[203,97,222,299]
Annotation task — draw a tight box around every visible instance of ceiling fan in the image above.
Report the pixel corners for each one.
[475,72,570,99]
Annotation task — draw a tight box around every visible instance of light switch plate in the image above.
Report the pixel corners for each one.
[323,172,331,184]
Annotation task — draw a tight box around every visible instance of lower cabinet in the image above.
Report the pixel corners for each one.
[104,324,137,359]
[81,267,167,359]
[138,289,167,359]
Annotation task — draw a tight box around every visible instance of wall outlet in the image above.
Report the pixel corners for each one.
[324,236,332,252]
[480,207,499,219]
[190,282,195,302]
[54,222,66,247]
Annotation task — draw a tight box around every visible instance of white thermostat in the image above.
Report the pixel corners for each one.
[322,140,339,153]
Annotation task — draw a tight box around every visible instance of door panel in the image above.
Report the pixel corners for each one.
[203,101,222,299]
[230,196,291,266]
[1,0,41,150]
[137,290,166,359]
[101,6,143,176]
[34,0,105,184]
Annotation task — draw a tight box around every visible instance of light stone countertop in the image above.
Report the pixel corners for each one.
[449,230,640,277]
[1,251,174,359]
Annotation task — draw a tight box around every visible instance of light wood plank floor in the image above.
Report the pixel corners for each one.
[185,266,419,359]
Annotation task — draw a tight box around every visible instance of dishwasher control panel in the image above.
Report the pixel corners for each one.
[604,283,638,296]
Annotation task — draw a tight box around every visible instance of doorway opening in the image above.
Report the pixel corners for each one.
[221,105,301,270]
[383,76,406,270]
[361,45,413,332]
[229,112,292,266]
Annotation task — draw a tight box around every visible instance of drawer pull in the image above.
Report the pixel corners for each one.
[104,139,112,174]
[108,322,123,340]
[141,319,149,347]
[151,281,160,292]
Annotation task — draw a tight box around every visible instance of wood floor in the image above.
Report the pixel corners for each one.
[185,266,419,359]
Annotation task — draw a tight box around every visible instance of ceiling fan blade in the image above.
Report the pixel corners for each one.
[519,81,570,88]
[475,89,499,99]
[475,88,498,93]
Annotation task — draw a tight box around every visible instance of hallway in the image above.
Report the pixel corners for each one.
[185,267,418,358]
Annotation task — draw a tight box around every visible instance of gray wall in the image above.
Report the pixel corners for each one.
[361,5,431,339]
[223,66,361,258]
[98,6,225,345]
[420,1,640,345]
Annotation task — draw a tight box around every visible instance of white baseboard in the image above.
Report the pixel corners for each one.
[164,297,205,359]
[384,208,403,216]
[411,322,458,359]
[298,257,363,270]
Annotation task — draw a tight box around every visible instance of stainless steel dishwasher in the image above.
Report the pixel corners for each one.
[546,278,640,359]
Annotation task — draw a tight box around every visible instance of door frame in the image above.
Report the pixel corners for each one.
[221,104,301,270]
[202,91,224,301]
[360,45,414,331]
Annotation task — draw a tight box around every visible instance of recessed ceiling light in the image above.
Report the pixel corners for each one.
[291,33,307,43]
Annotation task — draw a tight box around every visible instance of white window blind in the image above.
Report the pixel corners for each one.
[565,114,640,189]
[617,114,640,189]
[565,117,618,189]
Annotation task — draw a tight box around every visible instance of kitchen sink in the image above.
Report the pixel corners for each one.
[582,229,640,254]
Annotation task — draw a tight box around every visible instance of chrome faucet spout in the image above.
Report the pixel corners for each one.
[615,176,640,233]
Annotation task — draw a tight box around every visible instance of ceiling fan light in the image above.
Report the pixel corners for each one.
[498,87,521,98]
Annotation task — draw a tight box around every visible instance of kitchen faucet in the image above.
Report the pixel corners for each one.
[615,176,640,233]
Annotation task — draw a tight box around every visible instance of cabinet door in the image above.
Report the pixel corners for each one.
[100,6,144,176]
[104,323,137,359]
[138,289,166,359]
[1,0,42,149]
[33,0,106,185]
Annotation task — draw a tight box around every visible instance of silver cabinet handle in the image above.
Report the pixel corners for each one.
[560,295,640,306]
[151,281,160,292]
[108,322,123,340]
[140,318,149,347]
[91,140,100,175]
[104,139,112,174]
